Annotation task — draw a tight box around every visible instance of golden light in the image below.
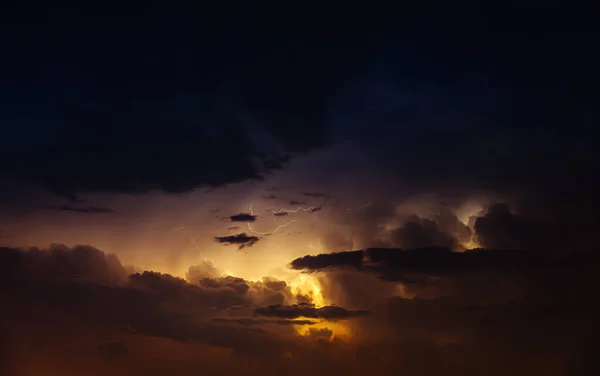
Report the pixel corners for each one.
[288,273,326,307]
[286,273,354,341]
[294,320,352,341]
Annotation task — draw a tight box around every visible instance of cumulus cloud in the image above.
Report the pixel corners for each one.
[0,244,332,360]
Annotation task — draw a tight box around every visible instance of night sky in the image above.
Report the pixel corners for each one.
[1,4,599,376]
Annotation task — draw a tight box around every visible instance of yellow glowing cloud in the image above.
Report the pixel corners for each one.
[288,273,326,307]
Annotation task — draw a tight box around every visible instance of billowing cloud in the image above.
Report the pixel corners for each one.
[0,244,330,361]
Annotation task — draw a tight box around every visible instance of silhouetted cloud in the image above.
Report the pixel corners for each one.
[228,213,257,222]
[289,200,307,205]
[227,225,241,231]
[255,303,369,320]
[45,204,115,214]
[214,233,259,249]
[212,318,317,326]
[0,245,315,359]
[273,212,288,217]
[291,246,597,283]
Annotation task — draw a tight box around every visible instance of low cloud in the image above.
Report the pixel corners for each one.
[212,318,317,326]
[45,204,115,214]
[0,244,327,360]
[255,303,370,320]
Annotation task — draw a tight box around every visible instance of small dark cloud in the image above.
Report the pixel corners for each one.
[289,200,307,205]
[263,194,278,200]
[45,204,115,214]
[214,233,260,250]
[310,206,323,213]
[212,318,317,326]
[302,192,330,199]
[255,303,369,320]
[228,225,241,231]
[306,327,333,340]
[274,212,288,217]
[229,213,257,222]
[97,342,128,360]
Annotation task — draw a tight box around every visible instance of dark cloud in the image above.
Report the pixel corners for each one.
[44,204,115,214]
[291,246,596,283]
[306,327,333,341]
[97,342,128,359]
[390,217,459,249]
[255,303,369,320]
[227,225,240,231]
[0,7,386,200]
[273,212,288,217]
[289,200,307,205]
[473,203,567,251]
[212,318,317,326]
[214,233,259,250]
[263,194,278,200]
[228,213,257,222]
[0,245,310,359]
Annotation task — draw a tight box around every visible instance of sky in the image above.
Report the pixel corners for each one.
[1,3,599,376]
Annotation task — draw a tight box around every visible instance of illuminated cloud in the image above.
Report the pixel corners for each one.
[214,233,260,249]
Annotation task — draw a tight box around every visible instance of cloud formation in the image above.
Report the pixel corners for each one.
[214,233,260,250]
[255,303,369,320]
[45,204,116,214]
[0,244,368,365]
[228,213,258,222]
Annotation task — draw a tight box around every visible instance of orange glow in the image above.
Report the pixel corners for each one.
[288,273,326,307]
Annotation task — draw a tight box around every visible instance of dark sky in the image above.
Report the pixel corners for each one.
[1,4,599,376]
